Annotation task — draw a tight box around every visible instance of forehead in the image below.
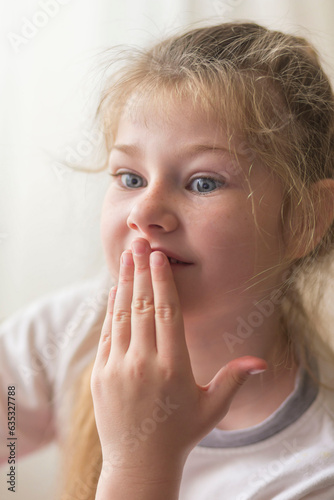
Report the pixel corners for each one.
[114,94,238,151]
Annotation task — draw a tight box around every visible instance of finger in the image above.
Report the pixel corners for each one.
[94,286,117,367]
[150,251,189,361]
[111,250,134,356]
[203,356,268,423]
[130,238,156,352]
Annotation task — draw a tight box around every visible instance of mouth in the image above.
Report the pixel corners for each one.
[167,256,192,266]
[149,246,193,266]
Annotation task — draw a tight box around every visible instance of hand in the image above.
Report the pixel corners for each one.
[91,238,267,485]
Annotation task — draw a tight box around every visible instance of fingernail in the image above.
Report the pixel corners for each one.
[132,240,147,256]
[122,251,133,266]
[248,369,266,375]
[150,252,165,267]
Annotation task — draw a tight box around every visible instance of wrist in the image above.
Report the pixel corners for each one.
[96,463,183,500]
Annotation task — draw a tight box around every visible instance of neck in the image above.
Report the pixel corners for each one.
[183,304,298,430]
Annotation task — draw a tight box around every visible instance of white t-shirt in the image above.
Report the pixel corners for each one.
[1,270,334,499]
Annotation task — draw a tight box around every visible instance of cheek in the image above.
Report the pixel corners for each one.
[100,201,113,250]
[255,199,285,261]
[196,208,260,286]
[200,207,255,252]
[100,199,124,279]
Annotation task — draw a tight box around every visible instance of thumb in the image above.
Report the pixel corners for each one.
[203,356,267,425]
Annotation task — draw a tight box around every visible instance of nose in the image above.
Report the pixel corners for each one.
[127,186,179,235]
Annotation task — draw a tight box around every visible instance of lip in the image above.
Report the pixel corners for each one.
[150,247,193,265]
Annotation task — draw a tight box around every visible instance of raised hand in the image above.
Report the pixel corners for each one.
[91,237,267,499]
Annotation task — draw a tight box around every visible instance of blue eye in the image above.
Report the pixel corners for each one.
[121,173,144,188]
[189,177,224,194]
[110,172,145,188]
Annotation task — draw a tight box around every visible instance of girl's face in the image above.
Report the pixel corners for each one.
[101,99,286,320]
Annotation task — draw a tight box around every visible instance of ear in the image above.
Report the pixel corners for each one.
[284,179,334,260]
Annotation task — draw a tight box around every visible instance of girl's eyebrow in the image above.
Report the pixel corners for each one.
[111,143,234,159]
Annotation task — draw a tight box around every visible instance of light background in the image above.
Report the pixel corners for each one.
[1,0,334,498]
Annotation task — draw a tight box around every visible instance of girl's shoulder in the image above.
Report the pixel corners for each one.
[0,266,113,385]
[318,350,334,415]
[313,333,334,388]
[1,266,112,332]
[0,267,113,458]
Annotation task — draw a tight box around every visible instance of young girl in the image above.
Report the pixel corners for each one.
[1,21,334,500]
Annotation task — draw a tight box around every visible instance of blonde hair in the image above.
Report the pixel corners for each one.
[60,22,334,499]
